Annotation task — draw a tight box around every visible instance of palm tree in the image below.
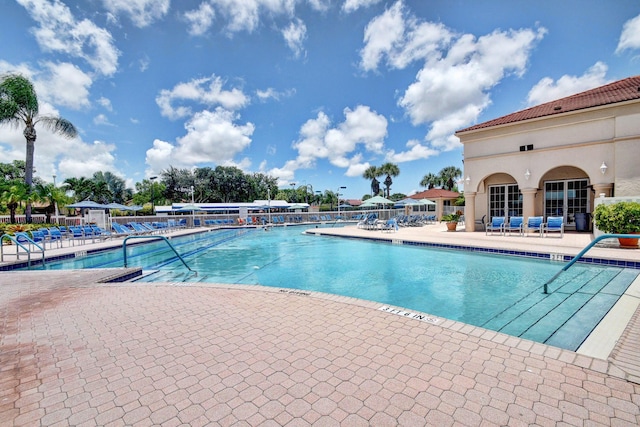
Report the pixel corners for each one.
[438,166,462,191]
[379,162,400,198]
[0,74,77,222]
[363,165,382,196]
[1,183,27,223]
[63,177,94,201]
[420,172,441,189]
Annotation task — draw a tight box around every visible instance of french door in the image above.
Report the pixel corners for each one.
[488,184,522,220]
[544,179,589,226]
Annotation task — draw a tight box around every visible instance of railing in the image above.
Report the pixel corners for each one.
[543,233,640,293]
[122,235,196,276]
[1,234,45,268]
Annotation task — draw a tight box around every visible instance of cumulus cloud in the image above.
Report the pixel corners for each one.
[385,139,439,163]
[184,2,216,36]
[102,0,170,28]
[97,97,113,111]
[255,87,295,102]
[360,0,546,150]
[268,105,388,183]
[282,19,307,58]
[17,0,120,76]
[526,62,610,106]
[616,14,640,53]
[145,108,255,173]
[156,75,249,120]
[343,0,383,13]
[37,62,92,109]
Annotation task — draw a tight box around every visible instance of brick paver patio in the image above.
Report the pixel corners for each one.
[1,269,639,426]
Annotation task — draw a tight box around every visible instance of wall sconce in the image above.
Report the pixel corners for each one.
[465,176,471,185]
[524,169,531,180]
[600,161,607,175]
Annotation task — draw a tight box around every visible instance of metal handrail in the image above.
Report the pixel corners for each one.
[543,233,640,293]
[1,233,45,268]
[122,235,197,275]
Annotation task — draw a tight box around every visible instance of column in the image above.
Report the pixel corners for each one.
[465,192,477,232]
[592,183,613,198]
[521,188,538,220]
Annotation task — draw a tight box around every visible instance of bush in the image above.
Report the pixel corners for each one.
[593,201,640,234]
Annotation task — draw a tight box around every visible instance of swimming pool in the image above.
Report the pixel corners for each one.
[40,225,638,351]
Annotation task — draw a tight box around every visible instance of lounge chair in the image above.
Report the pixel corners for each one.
[485,217,506,235]
[68,226,86,245]
[525,216,544,237]
[381,218,399,232]
[543,216,564,237]
[504,216,524,236]
[474,215,486,231]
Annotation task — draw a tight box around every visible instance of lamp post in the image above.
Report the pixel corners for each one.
[267,187,271,225]
[52,174,59,224]
[150,176,157,216]
[290,182,296,203]
[337,186,346,218]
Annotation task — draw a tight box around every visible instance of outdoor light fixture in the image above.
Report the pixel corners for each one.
[524,169,531,180]
[150,176,157,215]
[600,161,608,175]
[465,176,471,185]
[337,186,346,217]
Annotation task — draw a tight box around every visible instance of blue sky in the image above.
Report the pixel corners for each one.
[1,0,639,200]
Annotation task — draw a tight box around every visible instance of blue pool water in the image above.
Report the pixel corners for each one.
[41,226,638,350]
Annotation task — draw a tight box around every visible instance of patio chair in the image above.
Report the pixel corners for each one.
[68,226,86,245]
[504,216,524,236]
[381,218,399,233]
[543,216,564,237]
[525,216,544,237]
[475,215,486,231]
[485,216,506,235]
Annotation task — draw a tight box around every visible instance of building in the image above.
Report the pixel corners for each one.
[409,188,460,219]
[456,75,640,232]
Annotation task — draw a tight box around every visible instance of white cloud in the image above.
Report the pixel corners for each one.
[616,14,640,53]
[208,0,297,34]
[156,75,249,119]
[93,114,113,126]
[282,19,307,58]
[271,105,388,183]
[97,97,113,111]
[385,139,438,163]
[256,87,295,102]
[145,108,255,172]
[37,62,92,109]
[360,1,545,150]
[17,0,120,76]
[185,2,216,36]
[343,0,382,13]
[101,0,170,28]
[526,62,610,106]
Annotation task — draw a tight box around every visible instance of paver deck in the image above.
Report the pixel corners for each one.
[1,224,640,426]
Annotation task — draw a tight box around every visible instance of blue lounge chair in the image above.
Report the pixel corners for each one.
[381,218,399,232]
[525,216,544,237]
[504,216,524,236]
[543,216,564,237]
[486,217,506,235]
[68,226,86,245]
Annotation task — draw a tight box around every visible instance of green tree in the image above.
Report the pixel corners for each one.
[1,183,27,223]
[363,165,382,196]
[33,182,68,223]
[0,74,77,222]
[438,166,462,191]
[379,162,400,198]
[63,177,94,202]
[420,172,441,189]
[93,171,128,203]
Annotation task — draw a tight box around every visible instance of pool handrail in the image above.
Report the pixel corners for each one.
[543,233,640,293]
[122,235,197,276]
[1,233,45,268]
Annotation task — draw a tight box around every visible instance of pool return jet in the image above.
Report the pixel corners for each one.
[543,233,639,294]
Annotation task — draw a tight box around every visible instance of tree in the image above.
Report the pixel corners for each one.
[0,74,77,222]
[363,165,382,196]
[438,166,462,191]
[379,162,400,198]
[420,172,441,189]
[63,177,94,202]
[1,183,27,223]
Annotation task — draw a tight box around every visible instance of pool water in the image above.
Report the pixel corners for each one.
[42,226,638,350]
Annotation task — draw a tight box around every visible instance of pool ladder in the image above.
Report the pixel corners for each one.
[1,234,45,268]
[543,233,639,293]
[122,235,197,276]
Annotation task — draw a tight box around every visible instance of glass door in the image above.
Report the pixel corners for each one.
[489,184,522,220]
[544,179,589,226]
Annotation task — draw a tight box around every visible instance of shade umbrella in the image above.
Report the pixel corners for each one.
[104,202,136,211]
[360,195,394,208]
[417,198,436,205]
[174,204,205,226]
[66,200,108,209]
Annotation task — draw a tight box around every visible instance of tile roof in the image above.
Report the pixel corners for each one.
[410,188,460,199]
[457,75,640,133]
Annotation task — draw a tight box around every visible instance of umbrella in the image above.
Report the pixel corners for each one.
[104,202,136,211]
[394,198,420,207]
[173,204,204,212]
[360,195,394,208]
[288,203,308,210]
[66,200,108,209]
[417,198,436,205]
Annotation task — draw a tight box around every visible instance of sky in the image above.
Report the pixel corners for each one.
[1,0,639,200]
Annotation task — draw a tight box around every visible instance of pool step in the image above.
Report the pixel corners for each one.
[483,267,639,351]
